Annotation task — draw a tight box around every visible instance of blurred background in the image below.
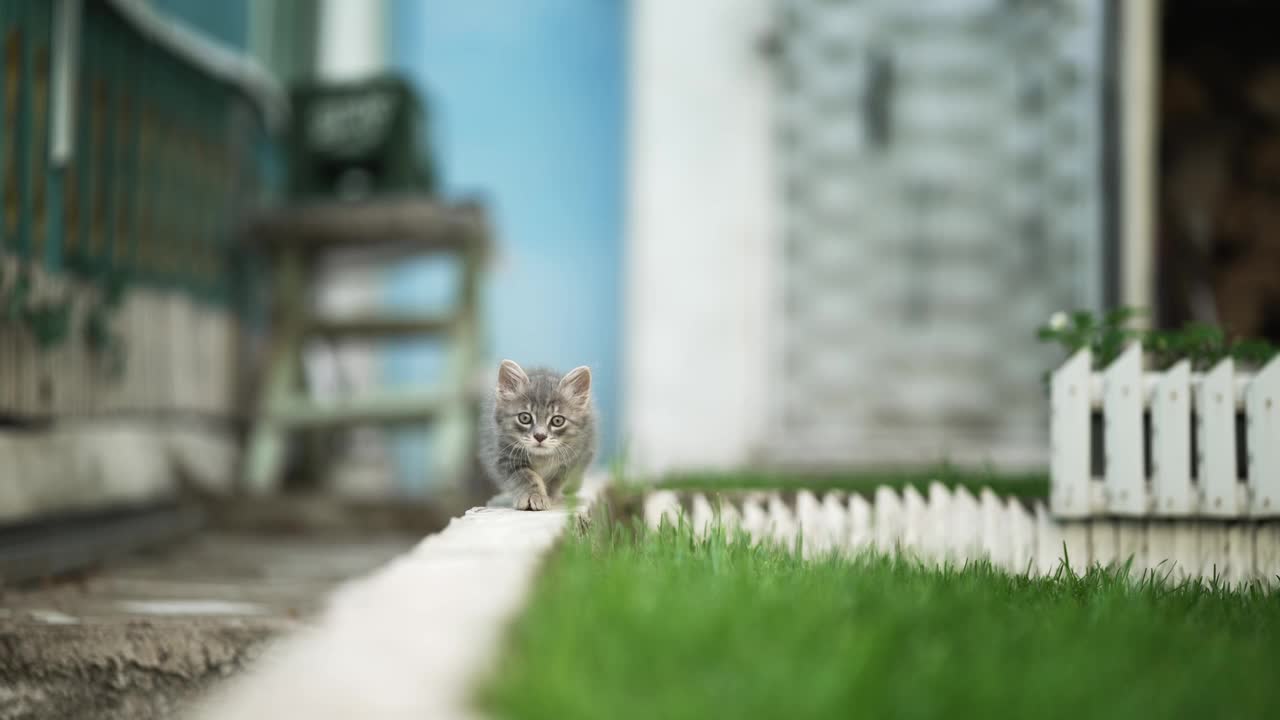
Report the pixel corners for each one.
[6,1,1280,715]
[1,0,1279,548]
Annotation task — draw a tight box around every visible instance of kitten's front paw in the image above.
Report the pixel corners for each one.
[513,490,551,511]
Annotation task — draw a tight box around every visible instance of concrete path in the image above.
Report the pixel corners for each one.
[0,532,418,720]
[189,496,594,720]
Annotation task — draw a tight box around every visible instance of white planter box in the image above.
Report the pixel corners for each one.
[1050,343,1280,519]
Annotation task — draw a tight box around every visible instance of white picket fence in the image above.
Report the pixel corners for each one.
[642,486,1280,585]
[1049,343,1280,519]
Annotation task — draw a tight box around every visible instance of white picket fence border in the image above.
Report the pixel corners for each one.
[1050,343,1280,520]
[642,486,1280,586]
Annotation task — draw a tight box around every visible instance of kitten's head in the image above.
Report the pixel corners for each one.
[494,359,592,458]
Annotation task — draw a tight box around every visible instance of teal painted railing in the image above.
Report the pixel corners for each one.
[0,0,279,306]
[0,0,282,419]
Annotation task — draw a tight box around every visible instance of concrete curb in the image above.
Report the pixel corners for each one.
[188,489,598,720]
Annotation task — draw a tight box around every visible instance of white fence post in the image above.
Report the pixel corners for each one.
[1063,522,1090,575]
[1146,522,1175,580]
[719,498,742,535]
[926,483,952,562]
[981,488,1008,569]
[1091,520,1118,568]
[1197,359,1241,517]
[821,492,849,553]
[767,493,797,548]
[1246,356,1280,517]
[795,490,824,557]
[1199,522,1228,581]
[1256,524,1280,587]
[1008,498,1036,575]
[1117,520,1148,576]
[691,494,714,539]
[1104,343,1147,514]
[1035,502,1064,576]
[1171,523,1200,581]
[950,486,981,562]
[902,485,928,557]
[643,490,680,530]
[874,487,902,554]
[1051,349,1093,518]
[742,495,768,544]
[849,494,873,553]
[1226,523,1253,586]
[1152,360,1194,515]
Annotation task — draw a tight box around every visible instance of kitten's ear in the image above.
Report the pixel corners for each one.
[558,366,592,406]
[497,359,529,399]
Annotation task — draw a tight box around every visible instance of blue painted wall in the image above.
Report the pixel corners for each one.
[386,0,625,489]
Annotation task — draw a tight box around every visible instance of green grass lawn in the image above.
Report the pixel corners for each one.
[479,519,1280,720]
[654,464,1049,501]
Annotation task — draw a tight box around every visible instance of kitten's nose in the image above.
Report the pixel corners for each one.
[533,432,547,443]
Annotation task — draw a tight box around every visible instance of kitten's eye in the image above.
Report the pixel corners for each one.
[517,412,533,425]
[550,415,566,428]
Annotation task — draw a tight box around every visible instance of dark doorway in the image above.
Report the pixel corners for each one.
[1158,0,1280,341]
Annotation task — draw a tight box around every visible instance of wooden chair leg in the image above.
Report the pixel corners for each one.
[244,250,306,494]
[436,244,483,490]
[244,418,288,495]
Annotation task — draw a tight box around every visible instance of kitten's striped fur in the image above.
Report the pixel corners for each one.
[479,360,596,510]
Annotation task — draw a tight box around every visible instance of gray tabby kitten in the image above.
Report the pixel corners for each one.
[479,359,596,510]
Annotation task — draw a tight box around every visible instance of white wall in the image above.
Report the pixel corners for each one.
[624,0,776,476]
[316,0,387,81]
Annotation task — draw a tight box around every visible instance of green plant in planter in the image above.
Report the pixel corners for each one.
[1229,337,1279,367]
[2,266,129,374]
[1,268,31,323]
[23,299,73,350]
[1037,308,1280,371]
[3,267,73,350]
[1036,307,1144,368]
[83,270,129,378]
[1143,323,1227,370]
